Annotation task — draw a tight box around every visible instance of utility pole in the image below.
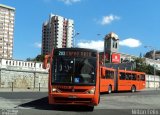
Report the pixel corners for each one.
[153,49,156,88]
[144,46,156,88]
[66,26,79,48]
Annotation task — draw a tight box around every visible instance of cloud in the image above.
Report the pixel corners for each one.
[77,38,141,51]
[119,38,142,48]
[100,14,120,25]
[77,40,104,51]
[58,0,81,5]
[34,42,42,48]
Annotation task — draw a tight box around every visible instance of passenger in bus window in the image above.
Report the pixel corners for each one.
[120,72,125,80]
[125,74,129,80]
[80,59,94,83]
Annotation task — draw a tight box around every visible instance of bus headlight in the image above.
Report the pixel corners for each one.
[52,88,61,93]
[52,88,57,92]
[86,87,95,94]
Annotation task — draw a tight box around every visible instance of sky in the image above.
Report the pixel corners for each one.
[0,0,160,60]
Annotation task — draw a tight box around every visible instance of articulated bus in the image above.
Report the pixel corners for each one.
[100,66,146,93]
[43,48,100,110]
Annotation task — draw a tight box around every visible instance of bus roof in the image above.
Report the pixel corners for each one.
[53,48,98,52]
[118,69,145,74]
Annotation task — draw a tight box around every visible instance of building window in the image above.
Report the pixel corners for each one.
[6,61,8,65]
[115,43,117,48]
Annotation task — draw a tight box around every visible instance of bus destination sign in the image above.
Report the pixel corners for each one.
[56,50,96,57]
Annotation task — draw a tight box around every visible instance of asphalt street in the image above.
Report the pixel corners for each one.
[0,90,160,115]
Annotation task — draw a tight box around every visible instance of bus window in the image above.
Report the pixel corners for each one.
[106,70,114,79]
[120,72,125,80]
[140,74,145,81]
[125,73,132,80]
[110,71,114,79]
[132,74,136,80]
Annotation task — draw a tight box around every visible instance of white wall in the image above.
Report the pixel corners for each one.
[146,74,160,88]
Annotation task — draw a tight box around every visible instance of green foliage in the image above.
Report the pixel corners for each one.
[134,57,160,76]
[34,54,45,62]
[134,58,147,72]
[26,54,44,62]
[139,52,142,58]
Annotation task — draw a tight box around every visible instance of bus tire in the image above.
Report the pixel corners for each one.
[108,85,112,94]
[131,85,136,93]
[88,106,94,111]
[98,94,100,104]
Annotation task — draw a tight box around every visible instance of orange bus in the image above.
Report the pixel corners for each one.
[43,48,100,110]
[100,66,146,93]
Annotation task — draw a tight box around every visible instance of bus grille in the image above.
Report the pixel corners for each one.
[58,88,87,93]
[54,97,92,103]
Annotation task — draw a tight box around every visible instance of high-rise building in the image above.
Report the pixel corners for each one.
[0,4,15,59]
[42,14,74,55]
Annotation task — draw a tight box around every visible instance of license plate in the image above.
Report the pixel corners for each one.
[68,95,77,98]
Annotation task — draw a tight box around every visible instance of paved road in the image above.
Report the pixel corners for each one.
[0,90,160,115]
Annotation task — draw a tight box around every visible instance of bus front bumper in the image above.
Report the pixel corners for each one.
[48,93,97,106]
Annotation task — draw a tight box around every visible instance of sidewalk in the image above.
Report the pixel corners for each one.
[142,87,160,91]
[0,88,48,92]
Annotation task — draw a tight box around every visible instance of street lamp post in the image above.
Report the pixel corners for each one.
[66,26,79,48]
[144,46,156,88]
[73,31,80,47]
[97,33,106,65]
[103,37,106,65]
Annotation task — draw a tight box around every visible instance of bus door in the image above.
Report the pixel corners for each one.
[100,68,115,92]
[105,69,115,92]
[125,72,132,90]
[139,74,146,89]
[118,71,131,91]
[131,73,139,90]
[100,67,107,92]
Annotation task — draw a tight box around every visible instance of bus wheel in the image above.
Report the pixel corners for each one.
[131,86,136,93]
[88,106,94,111]
[108,85,112,94]
[98,94,100,104]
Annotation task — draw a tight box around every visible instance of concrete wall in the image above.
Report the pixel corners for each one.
[146,74,160,88]
[0,58,49,88]
[0,69,48,88]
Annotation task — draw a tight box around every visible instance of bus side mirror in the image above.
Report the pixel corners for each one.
[43,55,50,69]
[101,68,106,77]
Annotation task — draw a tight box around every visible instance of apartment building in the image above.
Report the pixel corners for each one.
[42,14,74,55]
[0,4,15,59]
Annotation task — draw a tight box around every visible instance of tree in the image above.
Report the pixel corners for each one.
[34,54,44,62]
[26,58,33,61]
[134,57,159,75]
[26,54,44,62]
[139,52,142,58]
[134,58,146,72]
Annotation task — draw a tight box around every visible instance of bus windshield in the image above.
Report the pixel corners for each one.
[52,56,96,85]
